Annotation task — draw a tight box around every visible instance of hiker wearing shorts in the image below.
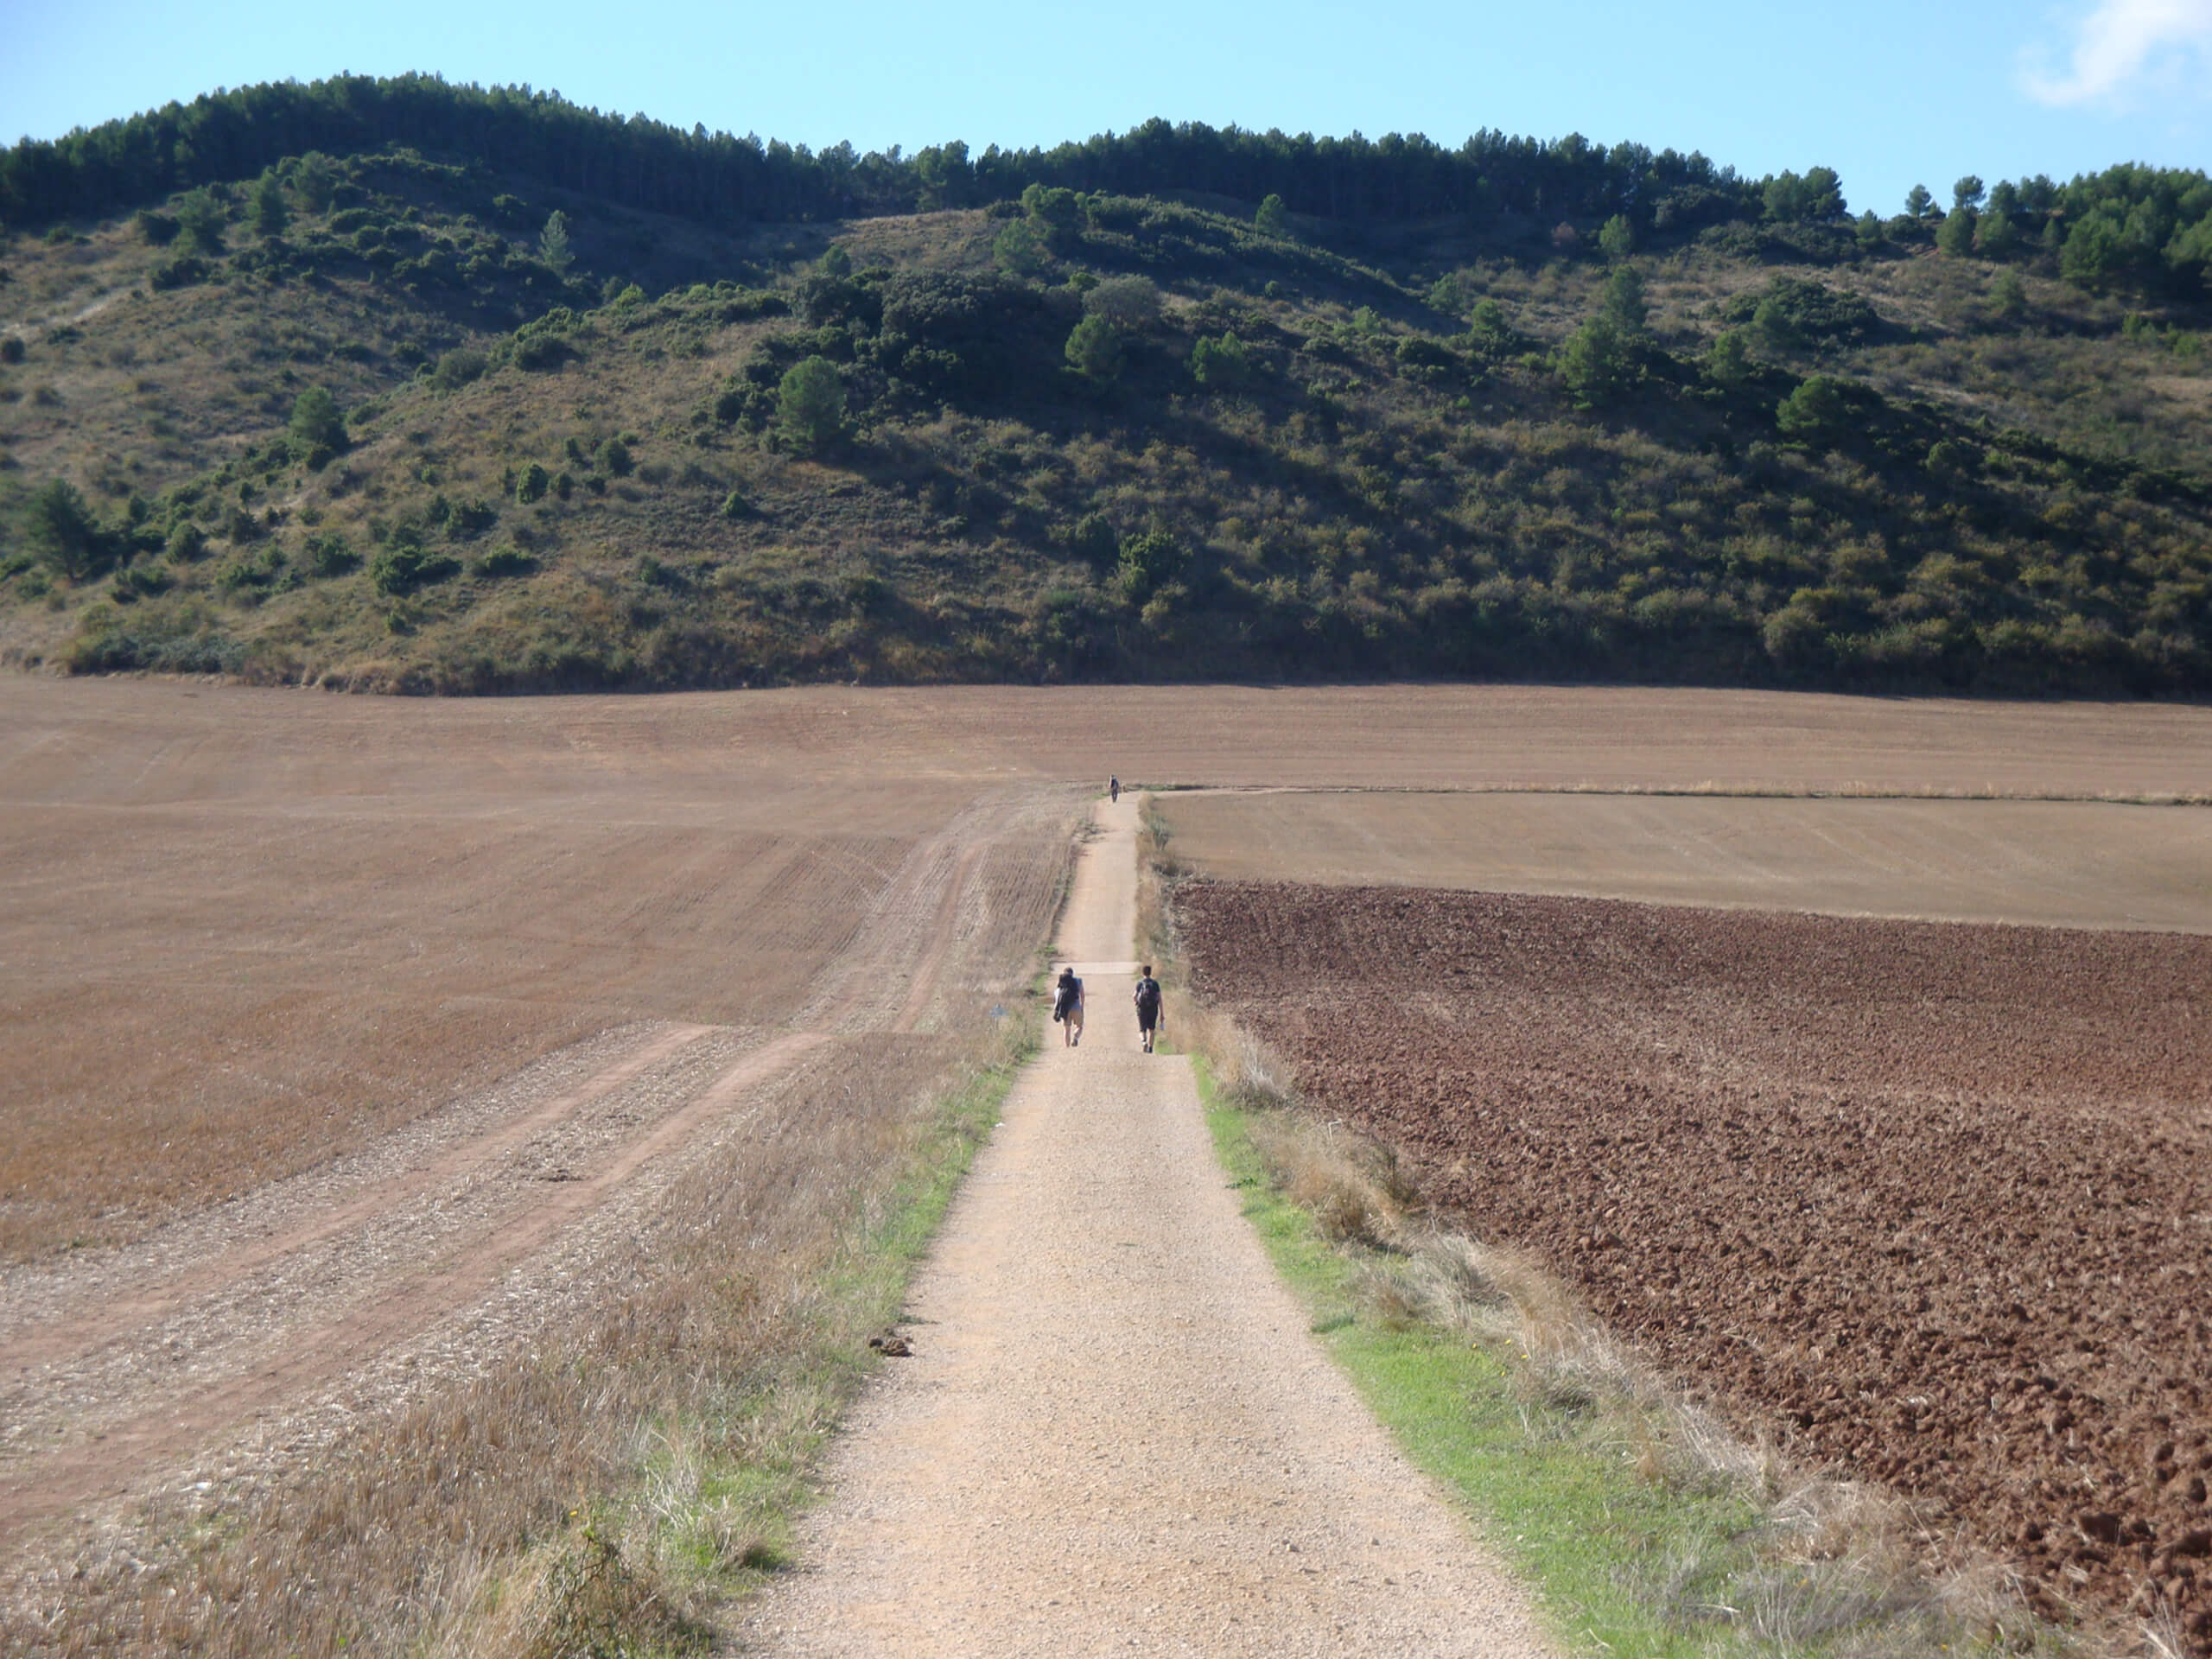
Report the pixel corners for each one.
[1133,965,1162,1053]
[1052,966,1085,1047]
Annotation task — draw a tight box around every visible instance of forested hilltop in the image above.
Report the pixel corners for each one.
[1,76,2209,694]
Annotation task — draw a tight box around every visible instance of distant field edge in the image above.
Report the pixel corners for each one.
[1145,780,2212,804]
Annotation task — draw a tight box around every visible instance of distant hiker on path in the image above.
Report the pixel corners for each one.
[1109,777,1121,804]
[1052,966,1085,1046]
[1134,966,1162,1053]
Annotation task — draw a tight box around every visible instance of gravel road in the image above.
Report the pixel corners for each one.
[748,798,1551,1657]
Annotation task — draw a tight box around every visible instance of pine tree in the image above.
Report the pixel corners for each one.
[1777,374,1847,443]
[175,188,226,255]
[1936,206,1977,257]
[538,211,574,276]
[248,173,288,238]
[1065,315,1124,380]
[775,357,845,452]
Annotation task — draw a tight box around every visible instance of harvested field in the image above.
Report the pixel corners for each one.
[1160,790,2212,931]
[1178,880,2212,1652]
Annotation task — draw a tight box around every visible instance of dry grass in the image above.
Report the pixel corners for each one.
[16,1020,1030,1657]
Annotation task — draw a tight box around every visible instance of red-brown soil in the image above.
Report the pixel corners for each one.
[1179,880,2212,1650]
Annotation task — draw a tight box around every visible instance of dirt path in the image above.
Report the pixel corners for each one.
[747,798,1552,1657]
[0,789,1062,1557]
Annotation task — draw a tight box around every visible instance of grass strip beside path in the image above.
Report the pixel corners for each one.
[1198,1069,2083,1659]
[448,1020,1042,1659]
[1199,1068,1764,1658]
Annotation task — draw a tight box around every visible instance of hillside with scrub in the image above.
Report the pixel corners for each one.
[1,76,2209,695]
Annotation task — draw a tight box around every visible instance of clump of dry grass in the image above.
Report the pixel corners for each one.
[441,1515,708,1659]
[1246,1111,1415,1250]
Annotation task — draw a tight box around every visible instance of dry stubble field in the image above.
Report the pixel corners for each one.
[1163,790,2212,931]
[3,677,2209,1654]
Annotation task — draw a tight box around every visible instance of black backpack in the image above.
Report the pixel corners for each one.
[1135,977,1160,1014]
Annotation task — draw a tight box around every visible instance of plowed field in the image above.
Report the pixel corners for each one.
[1178,880,2212,1650]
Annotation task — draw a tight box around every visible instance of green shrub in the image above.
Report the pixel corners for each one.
[993,218,1046,277]
[287,387,345,461]
[1777,374,1849,444]
[174,188,226,255]
[302,533,359,577]
[429,348,488,391]
[468,545,537,579]
[369,542,461,595]
[65,601,241,675]
[1116,528,1185,600]
[1734,277,1881,351]
[215,547,288,594]
[1560,317,1638,410]
[1068,512,1118,564]
[1703,328,1754,388]
[444,498,499,539]
[1392,335,1458,379]
[515,462,550,504]
[1466,299,1517,360]
[148,255,211,291]
[24,479,110,579]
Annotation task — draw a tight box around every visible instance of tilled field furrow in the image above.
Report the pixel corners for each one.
[1179,880,2212,1655]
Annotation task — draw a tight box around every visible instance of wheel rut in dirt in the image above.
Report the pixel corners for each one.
[750,798,1551,1657]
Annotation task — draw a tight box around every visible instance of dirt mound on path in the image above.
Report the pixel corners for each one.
[1179,881,2212,1651]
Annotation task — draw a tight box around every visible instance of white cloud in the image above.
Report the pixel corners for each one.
[2023,0,2212,107]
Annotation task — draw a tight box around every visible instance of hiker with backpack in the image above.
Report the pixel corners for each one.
[1052,966,1085,1047]
[1133,965,1163,1053]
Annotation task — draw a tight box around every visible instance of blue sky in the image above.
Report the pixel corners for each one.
[4,0,2208,216]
